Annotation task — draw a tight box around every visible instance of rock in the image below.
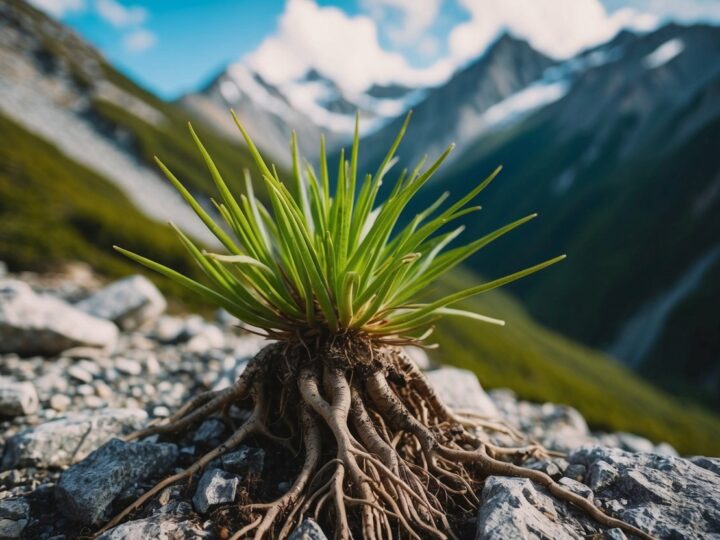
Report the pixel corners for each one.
[0,379,38,417]
[55,438,178,525]
[404,346,431,369]
[75,275,166,330]
[96,513,208,540]
[0,262,6,279]
[193,418,225,443]
[588,460,618,491]
[186,325,225,353]
[221,446,265,476]
[192,469,240,513]
[114,357,142,376]
[67,364,94,384]
[476,476,582,540]
[2,408,147,468]
[289,518,328,540]
[563,463,586,482]
[557,477,594,501]
[150,315,186,344]
[689,456,720,476]
[0,498,29,539]
[49,394,71,412]
[614,432,656,453]
[0,280,118,356]
[569,446,720,539]
[424,367,498,417]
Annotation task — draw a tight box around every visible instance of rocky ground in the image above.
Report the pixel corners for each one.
[1,263,719,539]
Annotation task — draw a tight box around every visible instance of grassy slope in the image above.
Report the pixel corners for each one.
[3,112,719,456]
[0,113,201,306]
[432,270,720,455]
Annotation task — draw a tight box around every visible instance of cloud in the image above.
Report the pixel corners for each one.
[123,28,157,52]
[361,0,442,46]
[246,0,453,94]
[448,0,659,64]
[603,0,720,23]
[246,0,663,94]
[27,0,85,18]
[95,0,147,27]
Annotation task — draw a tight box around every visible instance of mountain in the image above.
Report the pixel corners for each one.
[0,0,274,247]
[180,62,423,164]
[356,34,557,173]
[4,0,720,453]
[402,23,720,407]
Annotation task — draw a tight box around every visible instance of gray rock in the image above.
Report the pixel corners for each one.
[0,379,38,417]
[76,275,166,330]
[0,498,29,539]
[476,476,581,540]
[588,460,619,491]
[96,513,208,540]
[192,418,225,443]
[558,477,594,501]
[425,367,498,417]
[689,456,720,476]
[0,280,118,356]
[2,408,147,468]
[289,519,328,540]
[192,468,240,513]
[221,446,265,476]
[570,446,720,539]
[55,438,178,525]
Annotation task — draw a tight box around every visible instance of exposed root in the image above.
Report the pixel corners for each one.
[96,341,656,540]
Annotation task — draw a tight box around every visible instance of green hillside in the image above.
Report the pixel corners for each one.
[3,113,719,455]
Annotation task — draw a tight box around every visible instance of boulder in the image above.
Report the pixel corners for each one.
[55,438,178,525]
[569,446,720,539]
[0,379,38,417]
[76,275,166,330]
[2,408,147,469]
[0,280,118,356]
[192,468,240,513]
[425,367,498,417]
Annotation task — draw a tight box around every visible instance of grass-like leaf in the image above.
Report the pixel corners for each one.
[116,112,564,343]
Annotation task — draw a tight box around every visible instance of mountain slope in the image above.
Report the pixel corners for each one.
[0,0,279,245]
[180,64,422,164]
[356,34,556,173]
[408,23,720,407]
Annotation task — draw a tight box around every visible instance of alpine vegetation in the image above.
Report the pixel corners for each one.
[105,112,653,540]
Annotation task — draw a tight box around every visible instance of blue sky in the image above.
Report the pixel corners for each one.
[30,0,720,98]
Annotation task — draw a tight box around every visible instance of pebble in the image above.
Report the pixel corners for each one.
[66,365,93,384]
[49,394,71,412]
[114,357,142,376]
[192,469,240,514]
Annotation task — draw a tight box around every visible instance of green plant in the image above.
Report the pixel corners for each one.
[116,112,562,342]
[104,113,653,540]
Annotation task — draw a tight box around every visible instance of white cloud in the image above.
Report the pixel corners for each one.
[246,0,453,94]
[448,0,659,65]
[123,28,157,52]
[28,0,85,18]
[361,0,442,46]
[245,0,663,94]
[603,0,720,23]
[95,0,147,27]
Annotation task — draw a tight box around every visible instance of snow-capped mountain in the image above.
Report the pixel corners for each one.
[180,63,423,165]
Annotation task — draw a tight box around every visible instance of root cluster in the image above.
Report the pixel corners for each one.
[95,342,654,540]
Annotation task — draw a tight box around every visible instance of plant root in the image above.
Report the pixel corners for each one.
[95,342,656,540]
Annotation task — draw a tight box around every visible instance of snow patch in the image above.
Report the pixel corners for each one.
[480,80,569,130]
[644,38,684,69]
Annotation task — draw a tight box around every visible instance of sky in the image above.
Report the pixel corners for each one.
[29,0,720,98]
